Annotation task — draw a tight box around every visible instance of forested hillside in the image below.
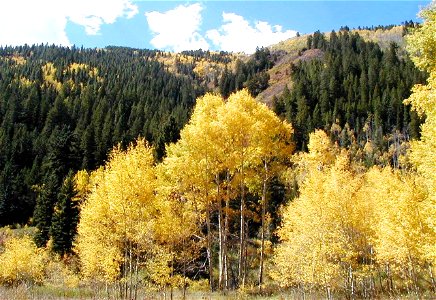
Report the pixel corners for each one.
[0,8,435,299]
[272,26,427,153]
[0,45,270,228]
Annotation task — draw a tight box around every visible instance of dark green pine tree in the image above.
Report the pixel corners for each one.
[33,171,59,248]
[50,171,79,256]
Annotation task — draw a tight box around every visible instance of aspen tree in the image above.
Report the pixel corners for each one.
[246,101,294,290]
[272,131,371,298]
[218,89,260,288]
[404,3,436,290]
[160,93,225,291]
[161,89,293,291]
[362,167,434,294]
[76,139,159,298]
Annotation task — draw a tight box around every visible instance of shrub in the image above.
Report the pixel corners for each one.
[0,235,46,285]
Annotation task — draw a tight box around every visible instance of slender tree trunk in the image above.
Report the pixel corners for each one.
[206,203,214,292]
[217,174,224,290]
[204,154,214,292]
[123,239,128,299]
[258,160,268,291]
[134,248,139,300]
[223,170,230,291]
[170,253,174,300]
[238,166,246,288]
[183,243,187,300]
[349,264,355,300]
[429,264,436,293]
[378,266,384,295]
[386,264,393,295]
[326,285,332,300]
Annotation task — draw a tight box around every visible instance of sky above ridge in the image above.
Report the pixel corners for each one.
[0,1,432,54]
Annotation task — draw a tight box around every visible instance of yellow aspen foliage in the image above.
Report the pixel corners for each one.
[290,130,339,186]
[0,235,47,285]
[406,3,436,73]
[75,138,158,284]
[160,92,225,215]
[272,151,365,290]
[143,246,173,289]
[362,167,435,269]
[274,130,435,294]
[218,89,259,170]
[403,3,436,261]
[41,62,62,91]
[74,170,91,200]
[403,72,436,203]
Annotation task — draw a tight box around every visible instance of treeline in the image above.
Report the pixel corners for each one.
[348,19,418,32]
[274,28,427,154]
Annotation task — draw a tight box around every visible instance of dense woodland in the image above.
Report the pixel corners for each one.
[0,45,273,228]
[273,27,427,151]
[0,4,435,299]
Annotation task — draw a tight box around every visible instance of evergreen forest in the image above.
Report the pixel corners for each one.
[0,4,435,299]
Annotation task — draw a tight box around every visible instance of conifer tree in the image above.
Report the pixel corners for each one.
[33,171,58,248]
[50,171,79,256]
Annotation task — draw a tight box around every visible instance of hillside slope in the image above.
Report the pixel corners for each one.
[258,25,409,106]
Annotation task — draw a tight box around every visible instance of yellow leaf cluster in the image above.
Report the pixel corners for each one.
[41,62,62,91]
[0,235,47,285]
[11,55,27,65]
[64,63,101,80]
[272,130,435,291]
[273,150,361,288]
[363,167,435,266]
[76,138,157,283]
[403,3,436,235]
[406,3,436,73]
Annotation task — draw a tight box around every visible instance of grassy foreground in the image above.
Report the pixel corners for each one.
[1,285,431,300]
[0,282,340,300]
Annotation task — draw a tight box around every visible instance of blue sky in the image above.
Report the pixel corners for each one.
[0,1,431,53]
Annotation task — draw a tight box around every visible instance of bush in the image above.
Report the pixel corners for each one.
[0,235,47,285]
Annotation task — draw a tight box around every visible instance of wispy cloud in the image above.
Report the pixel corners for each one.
[145,3,209,52]
[207,12,298,54]
[0,0,138,46]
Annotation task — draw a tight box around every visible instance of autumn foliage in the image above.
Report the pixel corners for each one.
[0,4,435,299]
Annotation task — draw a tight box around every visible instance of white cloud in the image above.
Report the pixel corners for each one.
[67,0,139,35]
[145,3,209,52]
[206,12,297,54]
[0,0,138,46]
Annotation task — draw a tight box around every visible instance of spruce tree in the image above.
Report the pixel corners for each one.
[50,171,79,256]
[33,171,58,248]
